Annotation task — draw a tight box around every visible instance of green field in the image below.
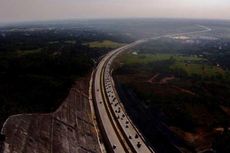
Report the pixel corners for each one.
[120,53,225,78]
[121,53,204,64]
[85,40,125,49]
[171,62,225,77]
[16,48,42,56]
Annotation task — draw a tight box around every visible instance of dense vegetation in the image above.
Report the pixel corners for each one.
[114,37,230,152]
[0,26,127,128]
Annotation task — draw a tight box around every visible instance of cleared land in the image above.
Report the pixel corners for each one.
[85,40,125,49]
[1,77,101,153]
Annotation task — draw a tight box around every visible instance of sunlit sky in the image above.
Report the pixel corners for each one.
[0,0,230,23]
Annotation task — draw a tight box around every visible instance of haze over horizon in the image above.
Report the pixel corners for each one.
[0,0,230,23]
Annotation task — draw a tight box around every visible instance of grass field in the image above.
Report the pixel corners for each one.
[120,53,225,78]
[16,48,42,56]
[121,53,205,64]
[85,40,125,49]
[171,62,225,77]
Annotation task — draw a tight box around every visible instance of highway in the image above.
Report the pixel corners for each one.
[91,25,211,153]
[92,41,153,153]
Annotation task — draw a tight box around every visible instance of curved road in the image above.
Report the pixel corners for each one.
[91,25,211,153]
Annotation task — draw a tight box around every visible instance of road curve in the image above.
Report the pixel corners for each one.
[91,25,211,153]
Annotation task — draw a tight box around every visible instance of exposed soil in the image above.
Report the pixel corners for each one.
[1,75,101,153]
[147,73,175,84]
[147,73,196,96]
[147,73,160,83]
[172,85,196,96]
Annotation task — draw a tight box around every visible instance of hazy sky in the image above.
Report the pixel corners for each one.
[0,0,230,23]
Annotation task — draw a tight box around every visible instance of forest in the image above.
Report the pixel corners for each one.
[0,25,128,128]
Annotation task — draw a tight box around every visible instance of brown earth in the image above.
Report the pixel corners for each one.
[170,127,217,152]
[0,76,101,153]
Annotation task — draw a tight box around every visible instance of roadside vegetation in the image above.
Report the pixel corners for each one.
[114,37,230,152]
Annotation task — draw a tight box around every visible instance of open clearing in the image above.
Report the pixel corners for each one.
[85,40,125,48]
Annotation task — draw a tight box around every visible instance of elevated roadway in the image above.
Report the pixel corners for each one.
[91,25,211,153]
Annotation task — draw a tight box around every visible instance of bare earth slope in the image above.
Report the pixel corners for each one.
[1,77,101,153]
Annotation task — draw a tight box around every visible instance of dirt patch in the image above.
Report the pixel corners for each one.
[146,73,195,96]
[160,76,175,84]
[172,85,196,96]
[147,73,160,83]
[220,105,230,116]
[147,73,175,84]
[1,76,101,153]
[170,127,216,152]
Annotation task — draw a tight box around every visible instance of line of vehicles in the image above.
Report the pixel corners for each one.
[92,40,154,153]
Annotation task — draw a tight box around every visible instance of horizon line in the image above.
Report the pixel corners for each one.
[1,16,230,27]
